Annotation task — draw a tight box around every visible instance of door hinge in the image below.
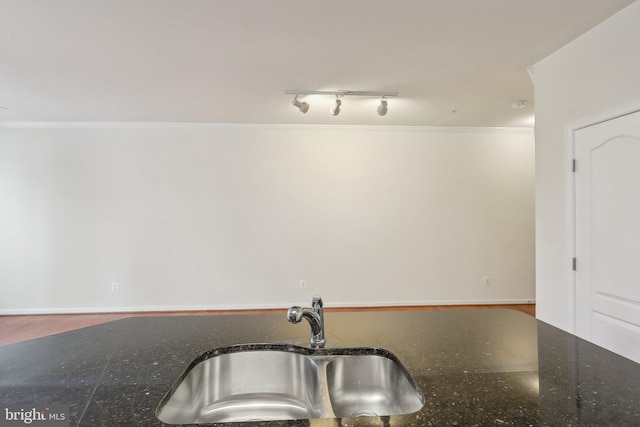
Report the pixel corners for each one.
[572,258,577,271]
[572,159,576,172]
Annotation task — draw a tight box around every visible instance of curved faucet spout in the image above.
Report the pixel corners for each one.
[287,307,322,335]
[286,296,326,348]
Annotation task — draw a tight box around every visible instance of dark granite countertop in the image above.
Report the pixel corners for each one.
[1,309,639,426]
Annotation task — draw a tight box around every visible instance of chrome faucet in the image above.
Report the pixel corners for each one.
[286,295,326,349]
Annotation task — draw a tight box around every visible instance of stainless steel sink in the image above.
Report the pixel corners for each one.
[156,344,424,424]
[157,349,322,423]
[326,354,425,417]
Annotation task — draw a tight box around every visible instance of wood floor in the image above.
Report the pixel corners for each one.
[0,304,535,347]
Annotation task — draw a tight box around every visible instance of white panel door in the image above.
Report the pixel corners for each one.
[575,110,640,364]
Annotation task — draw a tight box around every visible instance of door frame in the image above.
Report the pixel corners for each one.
[566,101,640,334]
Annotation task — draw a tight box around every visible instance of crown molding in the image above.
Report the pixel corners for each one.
[0,121,533,134]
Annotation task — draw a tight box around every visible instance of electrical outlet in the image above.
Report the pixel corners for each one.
[483,277,490,286]
[299,280,306,289]
[111,282,119,292]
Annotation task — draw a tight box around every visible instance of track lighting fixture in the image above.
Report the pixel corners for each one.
[285,90,397,117]
[292,95,309,114]
[377,97,388,116]
[330,96,342,116]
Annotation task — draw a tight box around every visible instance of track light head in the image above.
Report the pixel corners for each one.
[292,95,309,113]
[377,97,388,116]
[330,98,342,116]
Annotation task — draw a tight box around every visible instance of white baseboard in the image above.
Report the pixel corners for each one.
[0,298,535,316]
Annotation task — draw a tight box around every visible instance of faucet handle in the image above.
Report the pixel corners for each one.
[311,295,323,310]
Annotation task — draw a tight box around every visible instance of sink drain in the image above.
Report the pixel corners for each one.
[349,409,379,417]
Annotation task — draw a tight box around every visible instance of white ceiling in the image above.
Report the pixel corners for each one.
[0,0,635,127]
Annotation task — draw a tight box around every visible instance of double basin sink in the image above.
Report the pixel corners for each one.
[156,343,424,424]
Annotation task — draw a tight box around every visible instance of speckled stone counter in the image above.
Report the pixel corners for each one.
[1,309,639,426]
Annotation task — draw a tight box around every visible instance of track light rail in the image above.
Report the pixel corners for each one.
[284,90,398,97]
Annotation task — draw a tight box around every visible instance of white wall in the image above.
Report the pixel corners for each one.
[532,1,640,331]
[0,123,534,314]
